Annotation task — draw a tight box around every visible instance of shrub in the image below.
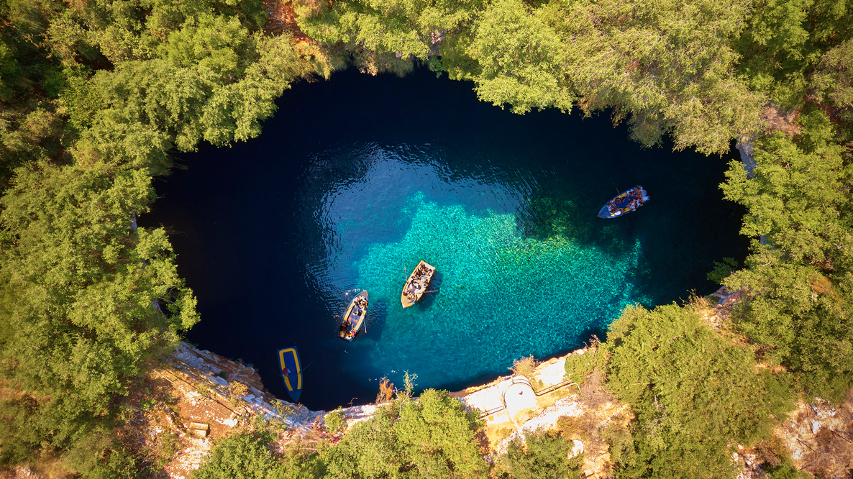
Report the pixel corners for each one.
[496,430,582,479]
[324,408,346,433]
[191,431,321,479]
[320,389,488,478]
[510,356,537,379]
[563,337,607,386]
[61,430,139,479]
[707,257,739,284]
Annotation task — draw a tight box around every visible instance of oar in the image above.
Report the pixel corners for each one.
[298,360,316,374]
[612,180,621,195]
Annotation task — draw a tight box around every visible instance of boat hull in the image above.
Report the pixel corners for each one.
[598,186,649,218]
[278,347,302,402]
[401,260,436,308]
[339,290,369,342]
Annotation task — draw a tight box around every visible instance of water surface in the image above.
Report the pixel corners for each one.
[144,68,747,410]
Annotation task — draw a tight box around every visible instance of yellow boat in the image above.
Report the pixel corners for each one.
[339,290,368,341]
[401,260,436,308]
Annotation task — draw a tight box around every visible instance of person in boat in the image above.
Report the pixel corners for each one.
[406,282,419,300]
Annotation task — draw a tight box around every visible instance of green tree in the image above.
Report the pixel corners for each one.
[735,0,853,109]
[720,114,853,401]
[64,28,312,157]
[295,0,483,62]
[297,0,765,154]
[0,161,199,460]
[811,38,853,136]
[558,0,764,154]
[320,389,487,478]
[607,304,794,479]
[0,0,318,471]
[471,0,574,114]
[0,39,22,100]
[496,430,581,479]
[192,430,319,479]
[735,0,816,107]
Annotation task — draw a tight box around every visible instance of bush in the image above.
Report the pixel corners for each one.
[192,431,304,479]
[61,430,139,479]
[510,356,537,379]
[320,389,488,479]
[707,257,739,284]
[563,337,607,386]
[721,120,853,403]
[324,408,346,433]
[496,430,581,479]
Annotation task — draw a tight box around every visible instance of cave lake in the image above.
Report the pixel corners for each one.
[141,67,748,410]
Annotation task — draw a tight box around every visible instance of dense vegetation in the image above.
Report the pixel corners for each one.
[0,0,325,475]
[0,0,851,476]
[193,389,498,479]
[606,304,795,478]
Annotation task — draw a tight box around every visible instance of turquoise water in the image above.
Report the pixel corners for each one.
[358,195,644,386]
[144,68,747,409]
[320,184,645,388]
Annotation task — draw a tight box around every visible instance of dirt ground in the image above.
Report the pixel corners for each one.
[263,0,312,43]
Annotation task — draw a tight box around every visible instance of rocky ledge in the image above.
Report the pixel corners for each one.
[129,300,851,479]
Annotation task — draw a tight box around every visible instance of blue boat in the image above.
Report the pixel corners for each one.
[278,347,302,402]
[598,186,650,218]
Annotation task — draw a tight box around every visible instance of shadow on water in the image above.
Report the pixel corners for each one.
[517,191,630,258]
[417,270,444,309]
[577,324,609,344]
[365,299,388,342]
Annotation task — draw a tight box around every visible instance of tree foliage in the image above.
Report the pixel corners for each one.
[0,0,851,476]
[735,0,853,109]
[721,113,853,402]
[810,38,853,136]
[319,389,488,478]
[0,0,322,471]
[495,430,581,479]
[607,304,794,479]
[470,0,573,114]
[0,161,199,459]
[296,0,767,154]
[192,431,318,479]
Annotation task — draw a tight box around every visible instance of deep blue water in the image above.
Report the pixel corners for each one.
[142,67,748,410]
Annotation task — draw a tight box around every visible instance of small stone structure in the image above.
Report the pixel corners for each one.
[503,376,537,418]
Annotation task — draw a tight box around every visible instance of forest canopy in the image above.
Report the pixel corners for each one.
[0,0,322,473]
[0,0,851,476]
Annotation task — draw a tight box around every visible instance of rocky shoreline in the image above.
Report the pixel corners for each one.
[135,288,851,479]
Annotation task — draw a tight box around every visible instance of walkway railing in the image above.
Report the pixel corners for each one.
[475,375,580,419]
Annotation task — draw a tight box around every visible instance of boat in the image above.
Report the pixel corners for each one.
[401,260,436,308]
[339,290,368,342]
[598,186,650,218]
[277,347,302,402]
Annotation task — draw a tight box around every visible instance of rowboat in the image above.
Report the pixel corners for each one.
[277,347,302,402]
[598,186,650,218]
[339,290,368,342]
[401,260,436,308]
